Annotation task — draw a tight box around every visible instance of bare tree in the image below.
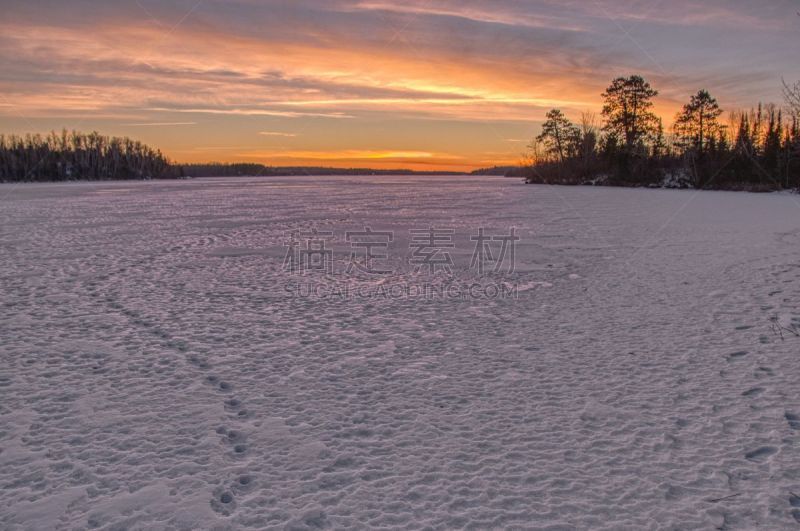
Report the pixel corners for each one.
[783,78,800,118]
[579,111,598,166]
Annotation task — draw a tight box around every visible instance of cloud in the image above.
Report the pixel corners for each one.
[232,148,469,170]
[259,131,299,137]
[147,108,354,119]
[347,1,587,32]
[237,149,460,160]
[121,121,197,126]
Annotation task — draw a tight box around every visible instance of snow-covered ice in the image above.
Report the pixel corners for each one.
[2,176,800,529]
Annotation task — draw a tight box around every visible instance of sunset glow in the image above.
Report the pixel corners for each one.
[2,0,797,170]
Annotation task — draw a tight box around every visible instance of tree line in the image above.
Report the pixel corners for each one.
[526,76,800,191]
[179,164,463,177]
[0,130,174,182]
[0,133,465,182]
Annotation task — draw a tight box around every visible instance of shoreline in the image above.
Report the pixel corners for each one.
[1,173,797,195]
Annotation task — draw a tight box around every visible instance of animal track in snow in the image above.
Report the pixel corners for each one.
[210,487,237,516]
[745,446,777,462]
[727,351,749,361]
[785,413,800,431]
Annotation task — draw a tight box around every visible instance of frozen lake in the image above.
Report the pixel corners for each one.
[2,176,800,529]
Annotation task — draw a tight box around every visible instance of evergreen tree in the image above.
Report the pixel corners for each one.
[601,75,660,152]
[674,90,723,154]
[536,109,580,162]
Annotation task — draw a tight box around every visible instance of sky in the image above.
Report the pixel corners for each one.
[1,0,798,171]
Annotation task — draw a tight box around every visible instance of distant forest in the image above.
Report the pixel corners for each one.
[523,76,800,191]
[0,132,465,182]
[0,131,172,182]
[179,164,463,177]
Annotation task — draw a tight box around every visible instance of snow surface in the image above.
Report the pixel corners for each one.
[1,176,800,529]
